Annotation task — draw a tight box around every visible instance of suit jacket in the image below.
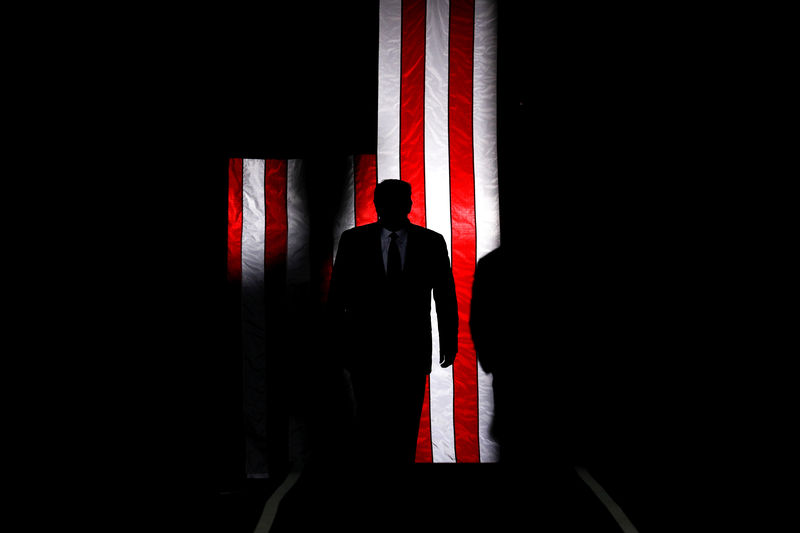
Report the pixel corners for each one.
[328,222,458,375]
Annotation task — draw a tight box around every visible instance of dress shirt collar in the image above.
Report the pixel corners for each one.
[380,225,408,243]
[381,226,408,241]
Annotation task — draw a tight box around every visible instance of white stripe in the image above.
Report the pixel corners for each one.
[377,0,402,182]
[428,299,455,462]
[424,0,452,254]
[286,159,310,288]
[472,0,500,261]
[242,158,269,476]
[334,157,356,261]
[242,159,267,293]
[575,466,640,533]
[473,0,500,463]
[425,0,456,464]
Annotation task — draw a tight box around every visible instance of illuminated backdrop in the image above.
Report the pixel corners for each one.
[227,0,500,475]
[377,0,500,463]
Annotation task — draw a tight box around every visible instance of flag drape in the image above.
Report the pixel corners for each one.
[228,158,309,478]
[377,0,500,463]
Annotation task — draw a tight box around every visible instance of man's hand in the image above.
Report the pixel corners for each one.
[440,352,457,368]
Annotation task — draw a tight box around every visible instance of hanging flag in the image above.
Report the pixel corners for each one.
[228,158,309,478]
[375,0,500,463]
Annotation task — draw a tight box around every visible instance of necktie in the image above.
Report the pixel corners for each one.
[387,232,401,281]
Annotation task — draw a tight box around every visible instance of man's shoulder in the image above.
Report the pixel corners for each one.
[341,223,380,241]
[409,223,445,243]
[342,223,443,242]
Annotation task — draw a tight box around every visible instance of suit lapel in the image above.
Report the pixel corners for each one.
[369,224,386,278]
[403,224,421,278]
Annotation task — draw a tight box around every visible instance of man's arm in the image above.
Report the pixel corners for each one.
[432,233,458,367]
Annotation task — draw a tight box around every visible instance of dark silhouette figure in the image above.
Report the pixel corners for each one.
[471,239,588,468]
[327,179,458,465]
[470,246,558,464]
[470,247,516,461]
[470,246,626,532]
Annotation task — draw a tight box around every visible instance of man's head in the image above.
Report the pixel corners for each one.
[374,179,412,230]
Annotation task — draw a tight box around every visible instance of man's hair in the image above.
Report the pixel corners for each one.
[373,179,412,207]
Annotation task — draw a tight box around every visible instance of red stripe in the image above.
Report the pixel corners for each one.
[415,376,433,462]
[449,0,479,463]
[264,160,288,278]
[354,154,378,226]
[227,158,243,283]
[400,0,432,462]
[400,0,426,227]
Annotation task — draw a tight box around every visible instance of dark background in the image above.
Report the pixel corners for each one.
[14,1,779,531]
[107,2,767,530]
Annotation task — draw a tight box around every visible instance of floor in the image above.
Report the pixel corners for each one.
[212,461,637,532]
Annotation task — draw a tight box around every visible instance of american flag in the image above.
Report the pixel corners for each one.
[375,0,500,463]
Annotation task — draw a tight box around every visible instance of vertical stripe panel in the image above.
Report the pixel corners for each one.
[379,0,498,463]
[473,0,500,462]
[242,158,269,477]
[448,0,480,463]
[424,0,456,463]
[400,0,427,227]
[227,158,244,283]
[264,159,290,475]
[378,0,403,182]
[286,159,310,289]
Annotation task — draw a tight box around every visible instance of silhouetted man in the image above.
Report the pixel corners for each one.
[328,179,458,465]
